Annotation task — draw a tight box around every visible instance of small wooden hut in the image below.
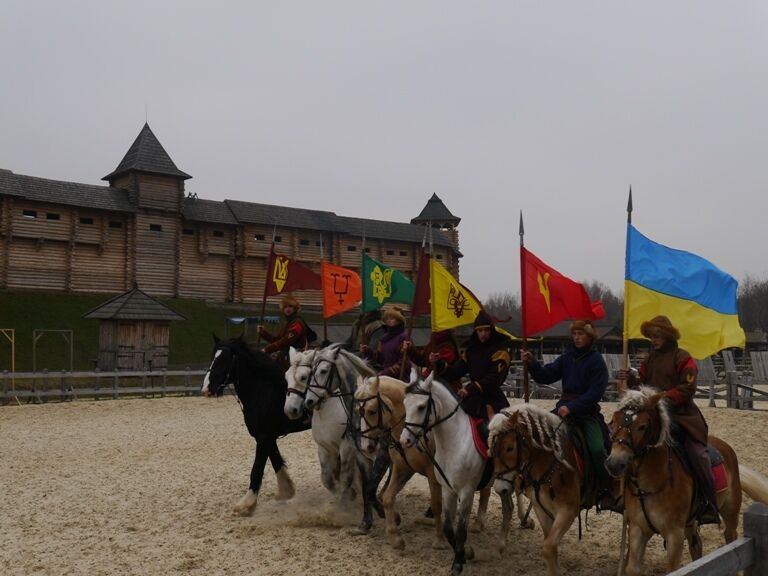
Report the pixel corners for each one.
[83,284,185,371]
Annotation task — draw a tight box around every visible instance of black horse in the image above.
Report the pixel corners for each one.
[202,334,311,515]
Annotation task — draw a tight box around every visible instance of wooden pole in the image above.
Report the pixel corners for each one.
[619,187,633,396]
[519,211,530,403]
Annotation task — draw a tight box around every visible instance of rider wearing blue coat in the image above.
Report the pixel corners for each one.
[521,320,611,503]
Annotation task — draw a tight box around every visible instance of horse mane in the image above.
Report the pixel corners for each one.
[337,348,376,377]
[617,386,672,447]
[354,375,406,404]
[489,404,571,467]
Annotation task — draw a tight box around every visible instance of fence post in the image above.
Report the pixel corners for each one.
[726,371,736,409]
[744,502,768,576]
[94,368,100,401]
[709,380,716,408]
[113,372,119,400]
[41,369,48,404]
[161,369,167,398]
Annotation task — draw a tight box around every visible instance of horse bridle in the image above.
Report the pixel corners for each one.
[208,345,239,395]
[609,407,660,458]
[285,353,317,400]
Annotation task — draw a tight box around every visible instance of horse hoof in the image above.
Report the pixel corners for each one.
[450,563,464,576]
[520,519,535,530]
[465,544,475,560]
[469,521,485,533]
[392,537,405,550]
[233,491,258,516]
[274,468,295,500]
[348,526,370,537]
[431,538,446,550]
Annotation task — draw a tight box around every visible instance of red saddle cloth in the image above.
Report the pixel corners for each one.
[713,463,727,493]
[468,415,489,460]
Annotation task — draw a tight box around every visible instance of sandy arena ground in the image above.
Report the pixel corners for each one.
[1,395,766,576]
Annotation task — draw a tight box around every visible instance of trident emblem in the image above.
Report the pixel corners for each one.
[446,285,470,318]
[272,256,289,293]
[331,272,351,305]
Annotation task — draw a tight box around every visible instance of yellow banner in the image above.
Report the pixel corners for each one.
[430,260,483,331]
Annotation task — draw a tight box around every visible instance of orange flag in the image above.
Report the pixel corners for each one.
[521,247,605,336]
[321,261,362,319]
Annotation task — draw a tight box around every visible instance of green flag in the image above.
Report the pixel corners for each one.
[361,253,416,312]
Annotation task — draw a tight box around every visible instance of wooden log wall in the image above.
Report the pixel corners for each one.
[0,190,460,307]
[133,213,179,297]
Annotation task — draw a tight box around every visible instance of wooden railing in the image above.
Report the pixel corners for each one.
[0,368,208,403]
[667,502,767,575]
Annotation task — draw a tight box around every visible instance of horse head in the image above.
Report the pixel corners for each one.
[399,370,436,449]
[355,375,406,455]
[284,347,316,420]
[605,386,672,478]
[488,408,522,495]
[202,334,245,397]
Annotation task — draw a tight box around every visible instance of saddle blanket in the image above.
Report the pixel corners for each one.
[707,445,728,493]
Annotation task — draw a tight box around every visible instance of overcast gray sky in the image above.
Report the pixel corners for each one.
[2,1,767,301]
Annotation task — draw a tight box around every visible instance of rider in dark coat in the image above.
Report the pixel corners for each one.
[522,320,612,503]
[361,306,410,381]
[438,310,511,420]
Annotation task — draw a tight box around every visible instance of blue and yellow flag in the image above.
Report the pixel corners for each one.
[624,225,745,359]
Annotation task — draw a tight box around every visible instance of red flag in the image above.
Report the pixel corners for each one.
[321,261,362,319]
[264,250,321,297]
[521,247,605,336]
[411,249,431,315]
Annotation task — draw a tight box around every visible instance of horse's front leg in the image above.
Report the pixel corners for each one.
[624,521,652,576]
[497,490,513,555]
[338,438,359,502]
[268,444,295,501]
[234,437,272,516]
[471,485,490,532]
[351,448,388,535]
[449,489,475,576]
[517,491,535,529]
[381,458,415,549]
[663,528,686,573]
[540,508,578,576]
[317,445,339,495]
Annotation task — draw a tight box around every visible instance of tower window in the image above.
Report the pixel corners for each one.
[80,217,94,225]
[212,230,224,238]
[386,250,394,256]
[109,221,123,228]
[149,224,162,232]
[254,234,265,241]
[399,251,407,257]
[22,210,37,219]
[46,213,60,220]
[299,239,310,246]
[347,246,357,252]
[182,228,195,235]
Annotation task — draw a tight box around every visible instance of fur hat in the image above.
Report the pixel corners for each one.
[640,315,680,341]
[473,309,494,331]
[382,306,405,325]
[570,319,598,339]
[281,295,300,310]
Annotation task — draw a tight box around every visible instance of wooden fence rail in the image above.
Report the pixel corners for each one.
[1,368,208,404]
[667,502,767,576]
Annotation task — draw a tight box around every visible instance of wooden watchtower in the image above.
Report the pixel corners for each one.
[83,284,185,371]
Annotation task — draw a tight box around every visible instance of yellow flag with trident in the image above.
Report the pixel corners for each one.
[430,259,483,331]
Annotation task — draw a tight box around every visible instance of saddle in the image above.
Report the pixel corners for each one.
[670,440,726,525]
[468,415,494,491]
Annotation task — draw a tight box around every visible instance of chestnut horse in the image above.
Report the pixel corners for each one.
[605,386,768,576]
[489,403,620,576]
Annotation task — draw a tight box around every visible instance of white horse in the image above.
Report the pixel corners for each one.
[399,371,516,576]
[284,344,387,533]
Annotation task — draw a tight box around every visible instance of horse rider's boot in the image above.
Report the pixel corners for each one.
[687,439,720,525]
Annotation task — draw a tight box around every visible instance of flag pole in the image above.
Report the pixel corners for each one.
[320,232,328,344]
[620,187,633,395]
[257,224,278,348]
[401,224,428,378]
[519,211,530,403]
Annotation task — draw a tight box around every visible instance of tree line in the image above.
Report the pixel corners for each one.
[484,277,768,335]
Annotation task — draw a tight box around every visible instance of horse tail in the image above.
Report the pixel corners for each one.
[739,464,768,504]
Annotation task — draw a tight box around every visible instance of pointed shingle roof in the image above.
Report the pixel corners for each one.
[82,284,185,321]
[411,193,460,225]
[102,123,191,182]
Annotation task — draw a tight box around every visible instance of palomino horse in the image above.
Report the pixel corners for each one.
[489,403,619,576]
[201,335,310,515]
[399,371,515,576]
[605,386,768,576]
[283,344,388,533]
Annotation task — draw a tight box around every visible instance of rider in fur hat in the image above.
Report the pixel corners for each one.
[521,319,613,508]
[619,315,718,524]
[361,306,410,381]
[257,295,313,369]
